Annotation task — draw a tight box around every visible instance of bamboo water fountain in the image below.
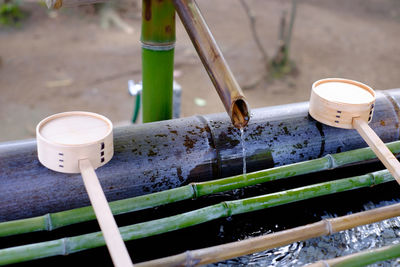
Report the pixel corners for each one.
[1,0,400,266]
[2,102,400,265]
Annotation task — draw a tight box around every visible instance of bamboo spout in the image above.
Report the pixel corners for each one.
[232,99,249,128]
[173,0,250,128]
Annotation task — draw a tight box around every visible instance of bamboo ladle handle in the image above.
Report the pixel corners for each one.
[79,158,133,267]
[353,117,400,184]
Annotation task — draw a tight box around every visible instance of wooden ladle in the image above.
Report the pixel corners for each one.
[309,78,400,184]
[36,111,133,267]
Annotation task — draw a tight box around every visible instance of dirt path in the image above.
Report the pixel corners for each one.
[0,0,399,142]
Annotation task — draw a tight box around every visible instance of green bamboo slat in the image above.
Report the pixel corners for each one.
[0,169,394,265]
[0,186,194,237]
[1,141,400,238]
[309,242,400,267]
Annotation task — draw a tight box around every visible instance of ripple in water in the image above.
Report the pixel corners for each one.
[207,199,400,266]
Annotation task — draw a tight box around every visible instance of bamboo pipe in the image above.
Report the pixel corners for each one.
[0,169,395,265]
[173,0,249,128]
[1,90,400,221]
[135,202,400,267]
[3,141,400,237]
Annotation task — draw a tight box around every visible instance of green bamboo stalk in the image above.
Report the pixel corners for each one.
[141,0,175,122]
[142,48,174,122]
[308,242,400,267]
[1,141,400,238]
[0,169,394,265]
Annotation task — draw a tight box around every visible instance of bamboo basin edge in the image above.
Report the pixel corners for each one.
[1,89,400,221]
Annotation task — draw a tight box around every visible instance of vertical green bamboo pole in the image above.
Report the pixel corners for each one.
[141,0,175,122]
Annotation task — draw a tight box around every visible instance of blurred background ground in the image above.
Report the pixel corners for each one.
[0,0,400,142]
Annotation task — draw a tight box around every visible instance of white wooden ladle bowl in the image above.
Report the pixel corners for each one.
[37,111,133,267]
[309,78,400,184]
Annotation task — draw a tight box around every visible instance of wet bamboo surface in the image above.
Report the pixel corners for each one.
[135,202,400,266]
[1,89,400,221]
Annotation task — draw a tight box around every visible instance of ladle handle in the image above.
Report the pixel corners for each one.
[79,158,133,267]
[353,117,400,184]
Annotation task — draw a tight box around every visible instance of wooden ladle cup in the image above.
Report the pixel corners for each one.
[309,78,400,184]
[36,111,132,267]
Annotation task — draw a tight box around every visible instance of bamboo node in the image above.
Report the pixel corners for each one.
[369,172,377,186]
[189,183,198,199]
[141,42,175,51]
[221,201,232,217]
[323,219,333,235]
[61,238,69,255]
[323,154,337,169]
[185,250,200,266]
[44,213,53,231]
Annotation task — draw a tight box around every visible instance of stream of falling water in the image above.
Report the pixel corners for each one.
[240,127,246,179]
